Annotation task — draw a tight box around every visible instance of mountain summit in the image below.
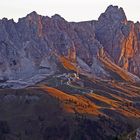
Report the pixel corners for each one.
[100,5,127,22]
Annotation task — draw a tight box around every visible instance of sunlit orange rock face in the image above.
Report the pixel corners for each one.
[68,45,76,63]
[117,22,140,73]
[118,23,140,76]
[95,5,140,76]
[37,16,43,37]
[59,56,77,71]
[27,12,43,37]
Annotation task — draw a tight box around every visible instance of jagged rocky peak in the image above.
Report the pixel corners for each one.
[0,18,15,24]
[51,14,66,21]
[1,18,8,22]
[27,11,39,18]
[94,5,140,77]
[18,11,40,24]
[26,11,41,22]
[29,11,38,15]
[98,5,127,23]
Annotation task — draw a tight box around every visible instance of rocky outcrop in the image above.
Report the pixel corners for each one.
[0,5,140,87]
[95,5,140,77]
[0,11,102,87]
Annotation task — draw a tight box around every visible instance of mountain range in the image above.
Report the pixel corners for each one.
[0,5,140,140]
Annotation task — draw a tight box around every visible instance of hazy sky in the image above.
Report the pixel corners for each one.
[0,0,140,22]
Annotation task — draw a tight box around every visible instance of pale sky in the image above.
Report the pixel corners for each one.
[0,0,140,22]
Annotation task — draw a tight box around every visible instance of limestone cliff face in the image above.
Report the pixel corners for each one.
[0,5,140,85]
[68,44,76,63]
[0,11,102,83]
[95,5,140,77]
